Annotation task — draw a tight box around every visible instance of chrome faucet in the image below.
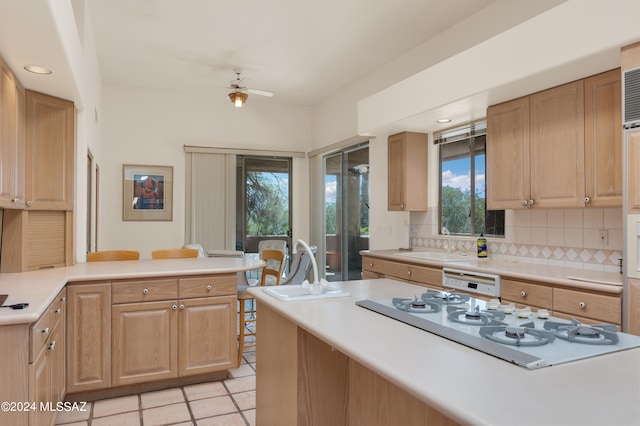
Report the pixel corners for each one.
[442,227,455,253]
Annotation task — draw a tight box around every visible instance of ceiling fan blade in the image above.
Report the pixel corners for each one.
[248,88,274,97]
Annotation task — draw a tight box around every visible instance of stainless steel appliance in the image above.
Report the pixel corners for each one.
[442,267,500,298]
[356,290,640,369]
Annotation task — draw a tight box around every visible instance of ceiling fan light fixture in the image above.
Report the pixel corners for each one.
[229,91,248,107]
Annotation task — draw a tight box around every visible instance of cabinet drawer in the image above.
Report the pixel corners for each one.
[30,288,66,362]
[362,257,384,274]
[179,274,236,298]
[112,279,178,304]
[501,279,552,308]
[384,261,441,287]
[553,288,621,324]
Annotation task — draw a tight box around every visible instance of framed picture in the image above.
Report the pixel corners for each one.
[122,164,173,221]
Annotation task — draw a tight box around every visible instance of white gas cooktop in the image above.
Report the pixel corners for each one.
[356,292,640,369]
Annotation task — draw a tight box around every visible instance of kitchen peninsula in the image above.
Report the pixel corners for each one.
[0,256,263,426]
[250,278,640,426]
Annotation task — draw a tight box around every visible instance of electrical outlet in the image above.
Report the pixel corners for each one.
[599,229,608,246]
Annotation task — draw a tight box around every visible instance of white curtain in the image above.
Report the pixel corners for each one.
[184,151,236,252]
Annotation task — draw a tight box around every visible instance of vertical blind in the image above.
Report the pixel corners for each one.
[184,152,236,252]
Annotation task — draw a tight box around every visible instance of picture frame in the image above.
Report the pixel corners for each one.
[122,164,173,221]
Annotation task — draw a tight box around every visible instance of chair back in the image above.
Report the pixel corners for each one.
[181,243,206,258]
[260,249,285,286]
[280,245,316,285]
[151,248,199,259]
[87,250,140,262]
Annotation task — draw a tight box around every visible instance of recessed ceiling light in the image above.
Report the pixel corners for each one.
[436,118,451,123]
[24,65,53,75]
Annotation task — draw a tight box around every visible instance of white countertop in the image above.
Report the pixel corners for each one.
[250,279,640,426]
[363,250,624,294]
[0,257,264,326]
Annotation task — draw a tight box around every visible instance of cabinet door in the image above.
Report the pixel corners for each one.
[25,91,74,210]
[387,132,428,211]
[530,81,585,208]
[179,296,236,376]
[627,129,640,212]
[29,342,52,426]
[584,68,622,207]
[0,58,25,209]
[112,300,178,386]
[67,283,111,392]
[486,96,530,209]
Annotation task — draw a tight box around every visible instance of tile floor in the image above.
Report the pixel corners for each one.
[55,349,257,426]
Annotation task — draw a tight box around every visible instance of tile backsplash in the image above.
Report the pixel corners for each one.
[410,207,623,273]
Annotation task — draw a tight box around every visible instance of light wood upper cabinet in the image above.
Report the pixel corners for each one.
[486,96,530,209]
[388,132,428,211]
[584,68,622,207]
[627,129,640,212]
[488,72,621,209]
[0,57,25,209]
[25,90,75,210]
[67,283,111,393]
[530,80,585,208]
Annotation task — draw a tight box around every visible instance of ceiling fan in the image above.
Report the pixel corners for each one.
[227,71,274,108]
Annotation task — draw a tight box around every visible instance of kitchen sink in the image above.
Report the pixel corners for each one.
[262,284,350,301]
[393,251,471,262]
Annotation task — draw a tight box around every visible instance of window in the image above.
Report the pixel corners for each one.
[438,121,504,236]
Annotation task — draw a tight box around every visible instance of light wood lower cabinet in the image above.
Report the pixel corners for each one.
[110,276,237,387]
[66,283,111,393]
[178,296,235,376]
[361,256,442,290]
[501,278,553,309]
[66,274,237,393]
[112,300,178,386]
[29,288,66,426]
[553,287,620,324]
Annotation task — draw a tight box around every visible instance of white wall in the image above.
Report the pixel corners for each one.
[99,85,311,258]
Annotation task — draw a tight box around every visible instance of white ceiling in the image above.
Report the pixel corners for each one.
[87,0,499,106]
[0,0,502,107]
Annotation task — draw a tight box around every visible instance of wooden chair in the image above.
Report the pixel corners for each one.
[151,248,199,259]
[237,248,285,366]
[87,250,140,262]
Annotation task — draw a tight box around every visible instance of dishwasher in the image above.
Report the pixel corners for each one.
[442,267,501,298]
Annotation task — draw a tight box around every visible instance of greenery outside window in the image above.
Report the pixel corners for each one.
[438,120,504,237]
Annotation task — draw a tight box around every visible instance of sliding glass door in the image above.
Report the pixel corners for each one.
[324,144,369,281]
[236,156,292,255]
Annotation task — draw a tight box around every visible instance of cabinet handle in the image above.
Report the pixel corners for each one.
[42,327,50,335]
[60,296,66,302]
[528,200,534,206]
[26,200,32,206]
[179,304,185,310]
[520,291,526,297]
[143,288,149,295]
[578,301,586,309]
[400,203,404,210]
[407,270,412,276]
[369,262,374,267]
[172,305,177,310]
[49,340,56,351]
[584,197,590,204]
[55,308,61,314]
[206,285,212,291]
[522,200,529,206]
[11,198,19,204]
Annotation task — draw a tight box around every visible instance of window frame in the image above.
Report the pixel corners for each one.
[437,120,504,237]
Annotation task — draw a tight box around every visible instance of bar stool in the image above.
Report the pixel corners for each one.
[237,249,284,366]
